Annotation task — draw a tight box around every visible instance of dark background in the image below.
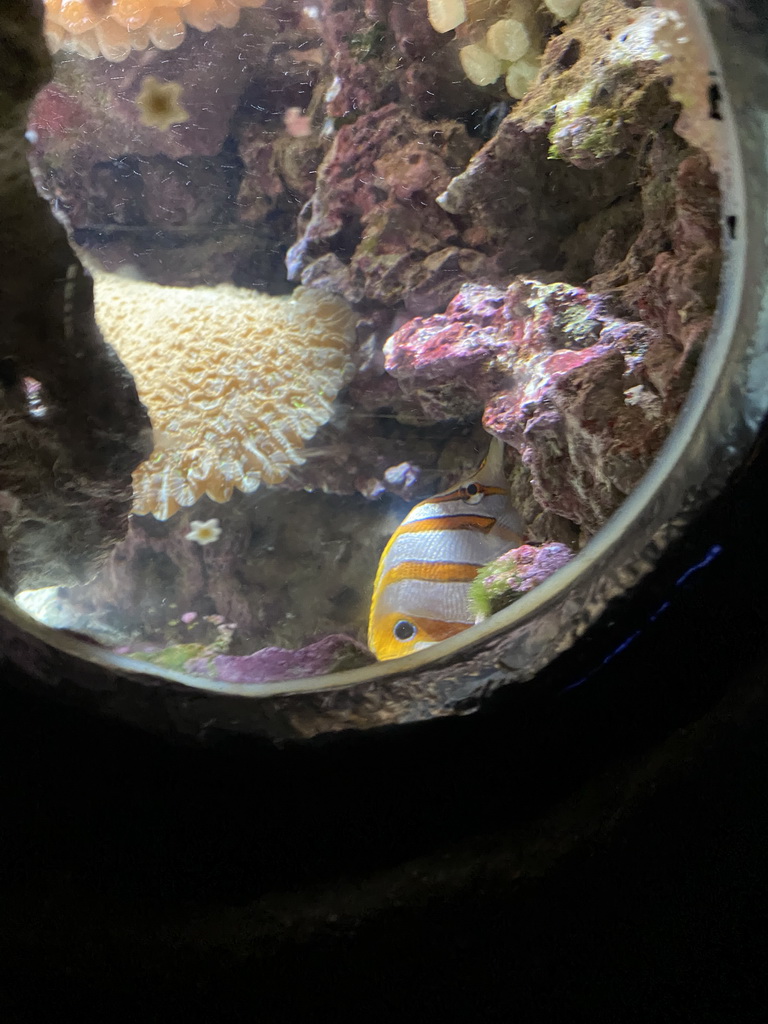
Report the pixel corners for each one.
[1,437,768,1021]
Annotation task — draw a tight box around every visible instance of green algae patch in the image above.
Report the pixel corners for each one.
[469,560,524,620]
[129,643,207,671]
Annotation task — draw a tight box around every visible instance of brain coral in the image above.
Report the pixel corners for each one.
[93,274,357,520]
[44,0,266,62]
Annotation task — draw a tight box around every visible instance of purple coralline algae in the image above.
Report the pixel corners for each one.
[469,542,576,618]
[187,633,373,683]
[287,103,493,309]
[315,0,491,121]
[384,278,669,534]
[382,284,518,421]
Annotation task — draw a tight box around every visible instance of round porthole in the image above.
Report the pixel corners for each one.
[0,0,766,743]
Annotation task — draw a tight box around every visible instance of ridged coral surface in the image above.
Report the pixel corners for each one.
[93,275,356,520]
[44,0,265,61]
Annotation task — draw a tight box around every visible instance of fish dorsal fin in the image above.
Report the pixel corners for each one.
[471,435,507,489]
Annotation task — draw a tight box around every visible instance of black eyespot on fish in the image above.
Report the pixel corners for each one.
[394,619,417,641]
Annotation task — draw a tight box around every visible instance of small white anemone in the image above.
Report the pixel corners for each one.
[185,518,222,545]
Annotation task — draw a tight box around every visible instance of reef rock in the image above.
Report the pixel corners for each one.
[0,1,151,592]
[51,488,406,654]
[29,5,327,288]
[587,147,721,411]
[365,0,722,537]
[438,0,689,275]
[287,104,494,310]
[385,278,670,535]
[317,0,493,121]
[470,542,576,618]
[187,633,374,684]
[292,0,719,492]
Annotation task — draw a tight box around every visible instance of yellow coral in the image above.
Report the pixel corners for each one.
[429,0,555,100]
[504,55,540,98]
[43,0,267,62]
[427,0,469,34]
[136,76,189,130]
[544,0,583,20]
[427,0,503,33]
[460,43,503,86]
[93,274,357,520]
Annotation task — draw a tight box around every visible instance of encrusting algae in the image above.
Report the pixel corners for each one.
[43,0,267,62]
[92,274,357,520]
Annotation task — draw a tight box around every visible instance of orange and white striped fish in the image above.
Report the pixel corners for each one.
[368,437,526,661]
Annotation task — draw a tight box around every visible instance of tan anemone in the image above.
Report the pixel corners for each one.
[427,0,549,100]
[93,274,357,520]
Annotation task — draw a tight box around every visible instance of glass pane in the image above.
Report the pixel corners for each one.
[15,0,722,681]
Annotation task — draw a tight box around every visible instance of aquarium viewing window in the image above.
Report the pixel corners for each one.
[1,0,758,731]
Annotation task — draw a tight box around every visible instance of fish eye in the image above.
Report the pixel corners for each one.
[393,619,417,641]
[464,483,483,505]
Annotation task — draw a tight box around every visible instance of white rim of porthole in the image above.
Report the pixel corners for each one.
[2,0,766,721]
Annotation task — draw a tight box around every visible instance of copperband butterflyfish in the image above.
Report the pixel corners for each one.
[368,437,526,661]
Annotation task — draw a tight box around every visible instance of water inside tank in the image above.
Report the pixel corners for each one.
[14,0,723,684]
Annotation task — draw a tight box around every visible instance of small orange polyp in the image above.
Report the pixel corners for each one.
[43,0,267,61]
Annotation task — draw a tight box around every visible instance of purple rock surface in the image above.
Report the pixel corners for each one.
[286,103,493,309]
[471,542,576,618]
[187,633,373,683]
[383,278,668,534]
